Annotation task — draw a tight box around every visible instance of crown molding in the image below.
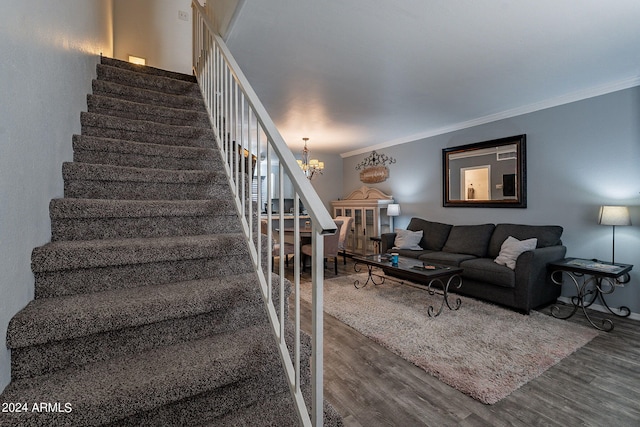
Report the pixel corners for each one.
[341,76,640,158]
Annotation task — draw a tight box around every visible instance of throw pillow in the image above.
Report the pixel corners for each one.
[406,217,452,250]
[441,224,495,257]
[393,229,423,250]
[494,236,537,270]
[487,224,562,258]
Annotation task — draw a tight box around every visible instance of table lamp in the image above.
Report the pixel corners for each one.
[387,204,401,232]
[598,205,631,264]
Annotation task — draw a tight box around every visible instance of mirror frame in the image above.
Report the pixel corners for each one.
[442,134,527,208]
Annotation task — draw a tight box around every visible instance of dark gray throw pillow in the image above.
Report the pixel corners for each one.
[407,217,452,251]
[442,224,496,257]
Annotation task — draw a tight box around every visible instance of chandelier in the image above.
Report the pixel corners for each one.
[296,137,324,179]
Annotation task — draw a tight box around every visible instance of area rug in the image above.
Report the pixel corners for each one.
[298,273,599,404]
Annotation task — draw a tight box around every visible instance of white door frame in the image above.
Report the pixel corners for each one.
[460,165,491,200]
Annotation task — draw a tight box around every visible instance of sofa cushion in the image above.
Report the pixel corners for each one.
[392,249,434,259]
[442,224,495,257]
[407,217,452,251]
[393,229,423,250]
[460,258,516,288]
[488,224,564,258]
[494,236,537,270]
[418,251,476,267]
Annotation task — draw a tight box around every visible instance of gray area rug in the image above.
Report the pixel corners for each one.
[298,273,599,404]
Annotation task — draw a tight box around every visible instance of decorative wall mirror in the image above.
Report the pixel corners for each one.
[443,134,527,208]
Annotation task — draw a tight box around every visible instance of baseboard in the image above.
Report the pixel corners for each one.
[556,296,640,321]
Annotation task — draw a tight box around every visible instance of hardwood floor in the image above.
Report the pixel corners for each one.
[284,257,640,427]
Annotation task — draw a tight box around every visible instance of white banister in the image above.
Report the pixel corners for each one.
[192,2,336,425]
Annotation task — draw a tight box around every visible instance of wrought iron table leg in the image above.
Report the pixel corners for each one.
[426,274,462,317]
[596,275,631,318]
[550,270,580,320]
[353,262,385,289]
[550,270,614,332]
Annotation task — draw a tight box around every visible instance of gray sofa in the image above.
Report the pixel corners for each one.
[380,217,567,314]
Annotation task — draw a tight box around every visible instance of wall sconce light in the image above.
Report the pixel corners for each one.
[598,205,631,263]
[128,55,146,66]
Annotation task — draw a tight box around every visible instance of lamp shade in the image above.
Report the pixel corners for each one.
[387,204,401,217]
[598,206,631,226]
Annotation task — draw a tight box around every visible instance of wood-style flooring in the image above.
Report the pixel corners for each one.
[284,257,640,427]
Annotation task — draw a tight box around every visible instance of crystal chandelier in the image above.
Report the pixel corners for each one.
[296,137,324,179]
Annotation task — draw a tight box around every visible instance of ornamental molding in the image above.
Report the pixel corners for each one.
[343,185,393,201]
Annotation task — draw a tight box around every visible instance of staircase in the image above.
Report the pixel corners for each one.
[0,57,341,426]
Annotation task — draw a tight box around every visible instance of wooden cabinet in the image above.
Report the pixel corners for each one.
[331,186,394,255]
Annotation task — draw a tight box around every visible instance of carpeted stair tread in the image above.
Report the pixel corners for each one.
[10,279,288,381]
[49,198,242,240]
[63,162,232,200]
[87,94,211,128]
[73,135,218,161]
[0,323,283,427]
[202,390,344,427]
[204,390,299,426]
[72,134,221,170]
[49,198,236,219]
[80,112,215,148]
[62,162,224,184]
[51,213,242,241]
[92,79,206,111]
[97,63,201,98]
[110,373,290,426]
[31,233,248,273]
[7,272,261,348]
[100,56,198,83]
[105,318,306,426]
[34,253,256,299]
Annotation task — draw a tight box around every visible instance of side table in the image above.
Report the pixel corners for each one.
[548,258,633,331]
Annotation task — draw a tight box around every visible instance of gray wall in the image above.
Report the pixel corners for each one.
[113,0,193,75]
[0,1,114,392]
[342,87,640,316]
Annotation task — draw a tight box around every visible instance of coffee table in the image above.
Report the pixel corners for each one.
[352,254,463,317]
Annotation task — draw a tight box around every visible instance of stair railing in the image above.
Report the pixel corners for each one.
[192,2,336,426]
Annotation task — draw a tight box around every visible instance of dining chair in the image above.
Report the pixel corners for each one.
[333,216,353,265]
[261,219,295,271]
[301,220,343,275]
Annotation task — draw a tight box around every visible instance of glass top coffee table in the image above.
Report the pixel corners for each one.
[352,254,463,317]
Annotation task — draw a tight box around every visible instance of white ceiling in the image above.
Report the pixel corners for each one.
[224,0,640,156]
